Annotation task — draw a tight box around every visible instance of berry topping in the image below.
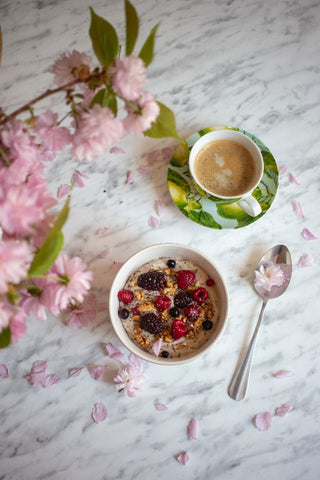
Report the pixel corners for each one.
[118,289,134,304]
[132,307,140,316]
[171,319,188,340]
[140,313,165,334]
[206,278,215,286]
[169,307,180,318]
[167,259,176,268]
[161,350,169,358]
[202,320,213,330]
[176,270,196,290]
[137,271,166,291]
[155,295,172,311]
[174,291,193,308]
[193,287,209,304]
[184,304,200,320]
[119,308,129,319]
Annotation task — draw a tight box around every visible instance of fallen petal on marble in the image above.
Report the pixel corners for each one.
[155,199,164,216]
[292,200,305,218]
[105,343,126,364]
[275,404,294,417]
[298,253,316,268]
[0,364,9,378]
[43,374,60,388]
[125,170,135,184]
[68,367,83,378]
[110,146,125,154]
[188,418,198,440]
[148,215,161,229]
[176,451,189,465]
[97,249,111,258]
[129,353,143,370]
[31,360,48,373]
[137,166,152,175]
[57,184,70,199]
[92,402,108,424]
[95,227,109,236]
[154,402,168,411]
[89,366,106,381]
[26,371,46,387]
[253,412,272,431]
[152,339,162,357]
[301,228,317,240]
[289,173,300,185]
[272,369,295,378]
[72,169,89,188]
[278,164,288,174]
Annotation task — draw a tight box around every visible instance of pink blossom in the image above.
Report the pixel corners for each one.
[154,402,168,411]
[0,364,9,378]
[152,339,162,357]
[298,254,315,268]
[254,264,285,292]
[288,173,300,185]
[71,104,124,162]
[253,412,272,431]
[275,404,293,417]
[176,451,189,466]
[113,356,145,397]
[57,184,70,199]
[35,110,72,152]
[187,418,198,440]
[0,301,11,331]
[19,292,48,321]
[49,254,93,311]
[272,369,295,378]
[89,365,106,380]
[68,367,83,378]
[71,169,89,188]
[64,293,105,329]
[154,199,164,216]
[92,402,108,424]
[301,228,317,240]
[292,200,305,218]
[50,50,92,86]
[125,170,135,184]
[105,343,126,364]
[0,240,33,293]
[123,91,160,136]
[148,215,161,229]
[112,56,146,101]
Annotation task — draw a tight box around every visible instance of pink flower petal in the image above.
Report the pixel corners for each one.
[298,253,316,268]
[275,404,293,417]
[26,371,46,387]
[301,228,317,240]
[137,166,152,175]
[97,249,111,258]
[148,215,161,229]
[0,364,9,378]
[125,170,135,184]
[92,402,108,424]
[187,418,198,440]
[57,184,70,199]
[110,146,125,154]
[71,169,89,188]
[292,200,305,218]
[154,402,168,411]
[43,374,60,388]
[176,451,189,465]
[272,369,295,378]
[289,173,300,185]
[68,367,83,378]
[278,165,287,174]
[152,339,162,357]
[154,199,164,216]
[105,343,126,364]
[253,412,272,431]
[89,365,106,380]
[95,227,109,236]
[129,353,143,370]
[146,149,161,164]
[31,360,48,373]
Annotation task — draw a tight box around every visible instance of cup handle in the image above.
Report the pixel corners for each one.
[237,195,262,217]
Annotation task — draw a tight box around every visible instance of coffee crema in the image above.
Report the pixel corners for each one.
[194,139,258,197]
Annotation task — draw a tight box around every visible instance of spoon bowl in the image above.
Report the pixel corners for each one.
[228,244,292,401]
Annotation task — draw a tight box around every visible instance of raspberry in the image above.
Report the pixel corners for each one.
[155,295,172,311]
[140,313,165,334]
[174,291,193,308]
[184,304,200,320]
[202,320,213,330]
[171,319,188,340]
[206,278,215,286]
[132,307,140,316]
[193,287,208,304]
[119,308,129,319]
[137,271,166,291]
[118,289,134,304]
[176,270,195,290]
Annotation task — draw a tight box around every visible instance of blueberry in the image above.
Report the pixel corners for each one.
[169,307,180,317]
[202,320,213,330]
[161,350,169,358]
[119,308,129,319]
[167,259,176,268]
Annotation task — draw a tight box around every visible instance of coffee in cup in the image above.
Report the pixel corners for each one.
[189,129,264,217]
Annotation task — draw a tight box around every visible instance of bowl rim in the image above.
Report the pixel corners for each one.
[108,242,229,365]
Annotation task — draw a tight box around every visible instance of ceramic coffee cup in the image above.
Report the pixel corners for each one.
[188,129,264,217]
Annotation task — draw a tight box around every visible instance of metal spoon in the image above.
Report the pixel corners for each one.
[228,244,292,401]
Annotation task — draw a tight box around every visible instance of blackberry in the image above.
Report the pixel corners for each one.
[167,259,176,268]
[174,291,193,308]
[137,271,166,291]
[169,307,180,318]
[202,320,213,330]
[140,313,165,334]
[119,308,129,319]
[161,350,169,358]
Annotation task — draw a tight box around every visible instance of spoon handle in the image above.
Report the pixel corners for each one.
[228,300,268,401]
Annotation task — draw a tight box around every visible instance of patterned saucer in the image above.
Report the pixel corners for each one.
[167,126,279,229]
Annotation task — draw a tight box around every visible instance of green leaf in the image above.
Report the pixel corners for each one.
[90,88,118,115]
[125,0,139,55]
[0,326,11,349]
[144,102,183,142]
[138,23,159,66]
[28,197,70,278]
[89,7,119,67]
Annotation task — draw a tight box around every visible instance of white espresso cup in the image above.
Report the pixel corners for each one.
[189,129,264,217]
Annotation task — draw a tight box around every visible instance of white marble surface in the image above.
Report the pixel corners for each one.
[1,0,320,479]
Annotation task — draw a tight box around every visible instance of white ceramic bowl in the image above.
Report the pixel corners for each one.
[109,243,229,365]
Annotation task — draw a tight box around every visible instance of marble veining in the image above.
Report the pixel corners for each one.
[1,0,320,479]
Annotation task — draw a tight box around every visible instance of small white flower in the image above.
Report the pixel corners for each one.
[254,264,285,292]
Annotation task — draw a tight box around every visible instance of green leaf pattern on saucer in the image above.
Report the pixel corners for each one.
[167,126,279,229]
